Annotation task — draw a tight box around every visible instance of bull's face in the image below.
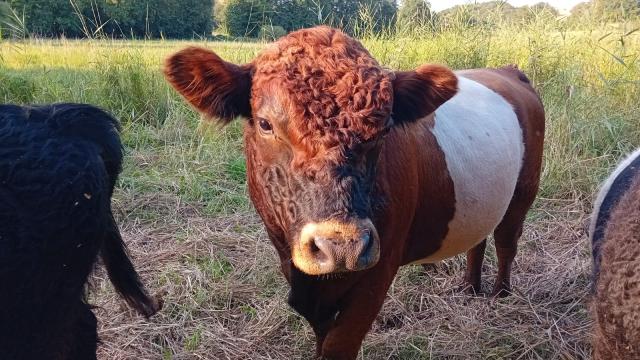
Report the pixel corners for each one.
[164,26,457,275]
[247,81,388,275]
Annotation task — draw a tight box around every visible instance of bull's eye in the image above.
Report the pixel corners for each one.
[257,118,273,135]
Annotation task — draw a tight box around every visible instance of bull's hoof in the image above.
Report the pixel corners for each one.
[456,280,483,296]
[150,294,164,314]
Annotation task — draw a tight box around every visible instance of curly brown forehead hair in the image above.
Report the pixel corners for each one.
[251,26,394,152]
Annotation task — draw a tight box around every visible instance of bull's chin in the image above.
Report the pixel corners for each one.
[291,246,381,276]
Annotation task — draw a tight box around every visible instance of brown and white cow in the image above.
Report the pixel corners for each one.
[164,26,545,359]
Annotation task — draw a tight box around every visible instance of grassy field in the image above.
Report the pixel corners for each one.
[1,20,640,359]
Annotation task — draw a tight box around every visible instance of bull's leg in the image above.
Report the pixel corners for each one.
[491,155,539,297]
[319,266,397,360]
[460,238,487,294]
[491,214,525,297]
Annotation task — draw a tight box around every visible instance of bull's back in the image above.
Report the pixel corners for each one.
[404,69,543,264]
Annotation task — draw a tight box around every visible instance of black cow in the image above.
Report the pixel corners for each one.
[0,104,160,360]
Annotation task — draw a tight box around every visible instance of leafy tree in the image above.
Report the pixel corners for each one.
[592,0,640,21]
[258,24,286,39]
[263,0,316,32]
[102,0,213,38]
[7,0,213,39]
[217,0,398,37]
[570,1,592,17]
[367,0,397,31]
[101,0,150,37]
[8,0,89,37]
[438,1,514,28]
[221,0,266,37]
[0,1,13,34]
[509,2,559,24]
[155,0,213,38]
[316,0,396,35]
[439,1,561,28]
[397,0,433,30]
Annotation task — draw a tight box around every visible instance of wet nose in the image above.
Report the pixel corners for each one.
[293,219,380,275]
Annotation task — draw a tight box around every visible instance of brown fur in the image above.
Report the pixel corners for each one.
[592,175,640,360]
[164,27,545,359]
[252,27,393,153]
[392,64,459,123]
[163,47,252,122]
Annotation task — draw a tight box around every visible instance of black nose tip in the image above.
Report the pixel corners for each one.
[357,230,373,264]
[360,230,371,248]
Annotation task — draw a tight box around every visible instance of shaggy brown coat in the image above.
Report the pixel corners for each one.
[593,175,640,360]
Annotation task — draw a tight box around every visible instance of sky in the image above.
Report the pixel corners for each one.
[429,0,587,14]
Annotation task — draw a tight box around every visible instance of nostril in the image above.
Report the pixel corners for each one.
[310,240,321,254]
[309,236,331,263]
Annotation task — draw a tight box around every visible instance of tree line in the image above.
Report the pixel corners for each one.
[216,0,397,37]
[1,0,214,38]
[1,0,639,39]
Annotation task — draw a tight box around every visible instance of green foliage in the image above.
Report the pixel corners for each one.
[569,1,593,23]
[221,0,265,37]
[438,1,560,29]
[592,0,640,22]
[358,0,397,34]
[0,1,20,38]
[217,0,397,38]
[102,0,214,38]
[8,0,88,37]
[0,68,36,103]
[6,0,213,38]
[262,0,316,33]
[258,24,286,40]
[397,0,434,31]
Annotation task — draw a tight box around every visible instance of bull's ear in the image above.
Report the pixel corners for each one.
[164,47,253,124]
[392,64,458,124]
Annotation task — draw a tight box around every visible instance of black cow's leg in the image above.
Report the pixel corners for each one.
[67,302,98,360]
[460,238,487,294]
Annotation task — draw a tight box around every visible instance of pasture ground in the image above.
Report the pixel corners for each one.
[1,20,639,359]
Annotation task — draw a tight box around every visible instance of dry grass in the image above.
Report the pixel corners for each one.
[92,189,594,359]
